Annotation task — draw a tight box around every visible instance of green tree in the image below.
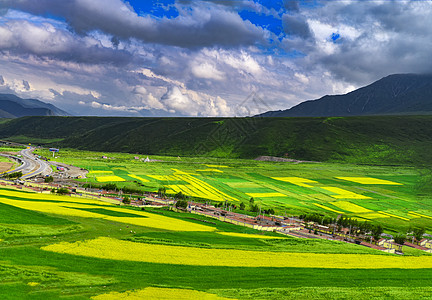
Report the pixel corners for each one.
[175,191,185,200]
[158,186,166,197]
[413,227,426,243]
[56,187,69,195]
[250,204,259,212]
[249,197,254,205]
[175,199,188,209]
[122,195,131,204]
[394,233,406,245]
[239,202,245,210]
[102,183,117,191]
[371,225,383,243]
[44,176,54,183]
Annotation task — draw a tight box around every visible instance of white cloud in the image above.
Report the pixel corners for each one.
[191,62,225,81]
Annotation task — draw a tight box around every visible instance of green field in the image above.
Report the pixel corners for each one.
[35,148,432,233]
[1,185,432,299]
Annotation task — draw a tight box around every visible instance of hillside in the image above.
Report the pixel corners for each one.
[259,74,432,117]
[0,93,70,118]
[1,115,432,166]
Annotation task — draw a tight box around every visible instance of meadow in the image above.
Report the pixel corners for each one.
[35,148,432,233]
[1,184,431,299]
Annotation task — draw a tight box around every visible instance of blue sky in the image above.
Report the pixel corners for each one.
[0,0,431,116]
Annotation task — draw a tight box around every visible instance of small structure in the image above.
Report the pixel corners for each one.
[134,156,139,160]
[102,156,108,159]
[144,156,150,162]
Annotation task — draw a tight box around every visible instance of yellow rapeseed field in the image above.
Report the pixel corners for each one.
[96,176,125,182]
[0,189,112,205]
[321,187,371,199]
[196,169,224,173]
[336,177,402,185]
[91,287,232,300]
[409,211,432,220]
[27,282,40,287]
[0,194,215,232]
[271,177,318,187]
[246,192,286,198]
[359,212,390,219]
[205,164,229,168]
[378,211,410,221]
[330,201,372,213]
[216,232,286,239]
[313,203,344,214]
[150,169,237,202]
[88,171,113,174]
[42,237,432,269]
[127,174,149,182]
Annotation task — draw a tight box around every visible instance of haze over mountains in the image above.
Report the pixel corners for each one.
[259,74,432,117]
[0,93,69,118]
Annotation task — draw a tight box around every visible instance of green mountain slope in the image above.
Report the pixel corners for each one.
[1,115,432,166]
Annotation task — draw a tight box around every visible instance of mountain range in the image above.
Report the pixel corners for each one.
[0,93,69,118]
[259,73,432,117]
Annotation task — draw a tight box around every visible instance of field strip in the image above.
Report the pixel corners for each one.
[88,170,113,174]
[330,201,372,213]
[42,237,432,269]
[407,211,432,220]
[92,287,232,300]
[378,211,410,221]
[336,177,403,185]
[271,177,318,187]
[321,187,372,199]
[0,190,112,205]
[205,164,229,168]
[313,203,344,214]
[246,192,286,198]
[359,212,391,219]
[196,169,224,173]
[127,174,149,182]
[96,175,126,182]
[407,212,422,219]
[216,232,287,239]
[225,181,261,188]
[0,198,215,232]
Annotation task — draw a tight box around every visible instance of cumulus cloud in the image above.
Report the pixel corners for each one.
[0,15,131,65]
[1,0,432,117]
[0,0,268,49]
[191,62,225,81]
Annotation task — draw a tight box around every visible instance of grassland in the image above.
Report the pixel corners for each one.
[35,148,432,233]
[1,185,432,299]
[2,115,432,166]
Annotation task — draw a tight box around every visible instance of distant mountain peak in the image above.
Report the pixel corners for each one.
[0,93,70,118]
[258,73,432,117]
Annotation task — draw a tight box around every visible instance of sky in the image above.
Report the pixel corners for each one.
[0,0,432,117]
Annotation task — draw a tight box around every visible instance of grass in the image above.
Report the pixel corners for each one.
[0,186,431,299]
[2,115,432,166]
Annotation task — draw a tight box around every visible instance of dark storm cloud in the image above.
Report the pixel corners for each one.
[284,0,299,12]
[282,14,312,39]
[0,0,267,49]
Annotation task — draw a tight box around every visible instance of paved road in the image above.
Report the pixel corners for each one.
[20,148,52,179]
[1,147,52,179]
